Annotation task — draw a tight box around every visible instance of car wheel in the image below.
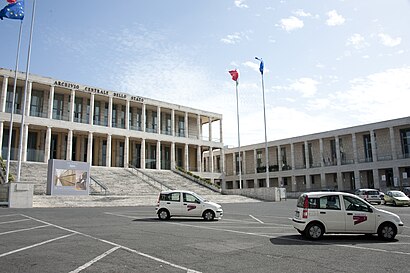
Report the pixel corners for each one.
[393,201,397,206]
[305,222,324,240]
[158,209,170,220]
[378,223,397,241]
[203,210,215,221]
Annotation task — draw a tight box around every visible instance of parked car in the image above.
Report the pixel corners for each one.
[384,190,410,206]
[156,190,223,221]
[354,189,382,205]
[292,191,404,241]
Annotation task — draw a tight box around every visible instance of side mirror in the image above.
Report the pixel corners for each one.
[368,207,373,213]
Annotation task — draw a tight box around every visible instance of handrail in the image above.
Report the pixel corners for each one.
[172,167,221,193]
[127,164,173,191]
[89,176,108,195]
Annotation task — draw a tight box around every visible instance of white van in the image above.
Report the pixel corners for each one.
[292,192,403,241]
[156,190,223,221]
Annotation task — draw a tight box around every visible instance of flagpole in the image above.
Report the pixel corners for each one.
[261,72,269,187]
[255,57,269,187]
[235,81,242,189]
[5,20,23,184]
[17,0,36,182]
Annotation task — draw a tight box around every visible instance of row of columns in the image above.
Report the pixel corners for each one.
[231,131,401,191]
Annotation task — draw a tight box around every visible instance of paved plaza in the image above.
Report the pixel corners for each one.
[0,200,409,273]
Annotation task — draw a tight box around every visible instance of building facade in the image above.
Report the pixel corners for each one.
[0,68,224,180]
[223,117,410,193]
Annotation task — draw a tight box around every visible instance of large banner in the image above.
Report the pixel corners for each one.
[47,160,90,195]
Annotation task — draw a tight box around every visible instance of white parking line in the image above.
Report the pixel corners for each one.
[249,215,264,224]
[0,214,20,218]
[21,214,202,273]
[0,233,74,258]
[0,225,49,236]
[68,246,121,273]
[0,219,30,225]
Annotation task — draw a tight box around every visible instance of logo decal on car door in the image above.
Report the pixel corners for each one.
[353,215,367,225]
[187,205,197,211]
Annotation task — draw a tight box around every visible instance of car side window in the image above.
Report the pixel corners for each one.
[165,192,180,202]
[343,196,371,212]
[319,195,341,210]
[308,198,319,209]
[183,193,200,203]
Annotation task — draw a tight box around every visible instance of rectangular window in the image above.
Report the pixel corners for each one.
[178,117,185,137]
[30,90,44,117]
[363,134,372,161]
[6,85,22,114]
[94,101,101,125]
[401,128,410,158]
[103,102,109,126]
[74,97,83,122]
[53,94,64,120]
[281,147,287,168]
[112,105,117,127]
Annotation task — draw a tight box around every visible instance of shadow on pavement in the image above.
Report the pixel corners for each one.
[270,234,397,245]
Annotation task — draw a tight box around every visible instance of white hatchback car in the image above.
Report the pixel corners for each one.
[156,190,223,221]
[292,192,404,241]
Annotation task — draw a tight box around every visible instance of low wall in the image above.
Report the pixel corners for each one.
[222,187,283,201]
[0,183,8,204]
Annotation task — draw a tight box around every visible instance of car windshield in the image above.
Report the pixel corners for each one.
[392,191,406,197]
[366,191,379,195]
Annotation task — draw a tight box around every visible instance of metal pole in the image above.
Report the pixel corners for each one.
[235,81,242,189]
[261,72,269,187]
[5,20,23,183]
[17,0,36,182]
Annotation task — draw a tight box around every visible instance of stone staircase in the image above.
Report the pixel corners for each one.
[139,169,218,195]
[8,162,48,194]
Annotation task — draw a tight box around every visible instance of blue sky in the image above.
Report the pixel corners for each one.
[1,0,410,146]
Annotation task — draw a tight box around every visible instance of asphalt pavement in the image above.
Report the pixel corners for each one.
[0,200,409,273]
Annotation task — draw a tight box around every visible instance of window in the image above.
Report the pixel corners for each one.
[53,94,64,120]
[343,196,371,212]
[74,97,83,122]
[6,85,22,114]
[319,195,341,210]
[183,193,200,203]
[94,101,101,125]
[363,134,372,161]
[400,128,410,158]
[160,192,180,202]
[30,90,43,117]
[256,150,262,168]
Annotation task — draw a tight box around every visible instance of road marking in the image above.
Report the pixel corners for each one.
[249,215,264,224]
[0,214,20,218]
[21,214,202,273]
[68,246,121,273]
[0,225,49,236]
[0,233,74,258]
[0,219,30,225]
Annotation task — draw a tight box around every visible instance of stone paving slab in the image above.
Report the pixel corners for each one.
[32,194,261,208]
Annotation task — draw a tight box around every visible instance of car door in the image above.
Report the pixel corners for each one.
[181,192,202,217]
[317,195,345,232]
[343,195,376,233]
[165,192,182,216]
[384,191,393,204]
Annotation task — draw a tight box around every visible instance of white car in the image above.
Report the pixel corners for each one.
[292,191,404,241]
[156,190,223,221]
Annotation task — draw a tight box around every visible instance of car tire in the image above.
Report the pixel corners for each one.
[393,201,397,207]
[305,222,324,240]
[158,209,170,220]
[378,223,397,241]
[203,210,215,221]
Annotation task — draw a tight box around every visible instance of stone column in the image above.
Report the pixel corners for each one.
[25,81,32,116]
[219,119,223,143]
[106,134,111,167]
[304,141,310,169]
[320,173,326,190]
[232,151,236,175]
[89,94,95,125]
[373,169,380,189]
[124,136,129,167]
[171,109,175,136]
[278,146,282,171]
[44,127,51,162]
[67,129,73,161]
[305,174,311,190]
[209,147,214,173]
[142,104,146,132]
[22,124,29,162]
[197,114,201,140]
[70,89,75,122]
[157,106,161,134]
[184,112,188,138]
[335,136,341,166]
[125,100,130,130]
[352,133,358,164]
[1,76,8,112]
[220,147,225,174]
[87,132,93,165]
[242,150,246,175]
[197,145,201,172]
[48,86,54,119]
[108,96,113,127]
[253,149,257,174]
[208,117,212,141]
[156,140,161,170]
[291,143,295,170]
[184,143,189,170]
[141,138,146,169]
[0,122,3,154]
[370,130,377,162]
[171,142,176,169]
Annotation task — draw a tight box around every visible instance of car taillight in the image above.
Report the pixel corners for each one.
[303,196,309,218]
[157,194,160,205]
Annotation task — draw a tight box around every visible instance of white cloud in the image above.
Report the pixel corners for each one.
[289,77,319,97]
[378,33,402,47]
[326,10,345,26]
[293,9,311,17]
[234,0,248,8]
[279,16,304,32]
[221,33,244,44]
[346,33,368,49]
[332,67,410,122]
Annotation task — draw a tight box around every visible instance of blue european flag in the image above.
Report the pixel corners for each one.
[255,57,264,75]
[0,0,24,20]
